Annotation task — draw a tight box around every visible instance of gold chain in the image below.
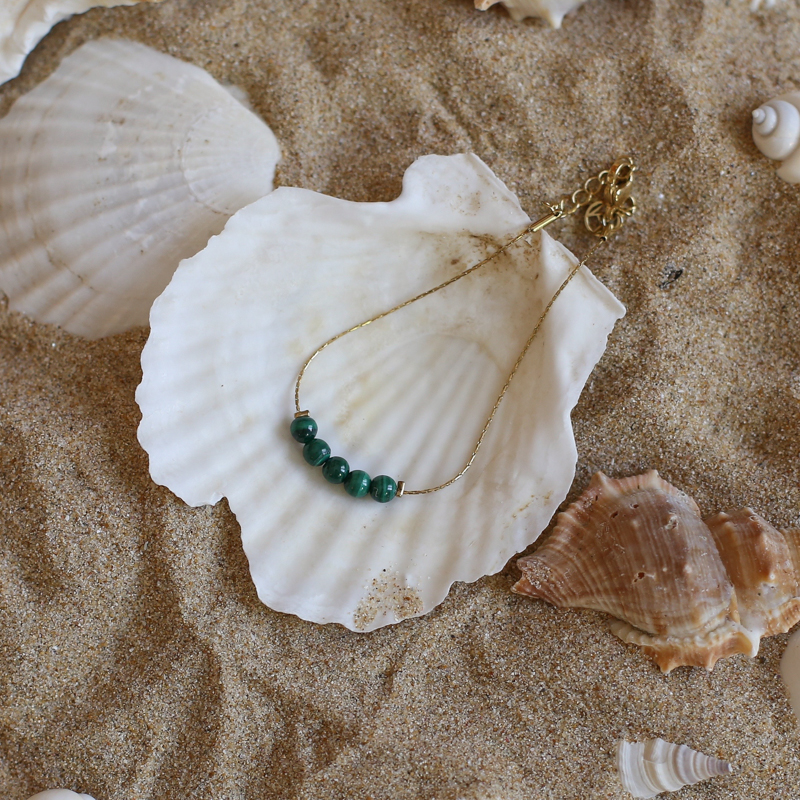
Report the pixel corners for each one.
[294,158,637,497]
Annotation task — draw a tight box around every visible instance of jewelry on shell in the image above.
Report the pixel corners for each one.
[290,158,637,502]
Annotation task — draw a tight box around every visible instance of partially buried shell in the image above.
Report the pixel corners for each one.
[514,471,800,672]
[27,792,96,800]
[136,153,626,631]
[0,0,163,86]
[752,92,800,184]
[780,625,800,720]
[474,0,588,26]
[0,38,280,338]
[617,739,732,798]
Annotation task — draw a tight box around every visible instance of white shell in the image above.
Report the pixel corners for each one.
[0,38,280,338]
[0,0,163,86]
[27,792,96,800]
[781,627,800,720]
[617,739,732,799]
[474,0,588,27]
[748,0,780,9]
[136,153,625,631]
[752,93,800,184]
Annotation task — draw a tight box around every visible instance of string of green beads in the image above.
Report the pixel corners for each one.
[291,415,398,502]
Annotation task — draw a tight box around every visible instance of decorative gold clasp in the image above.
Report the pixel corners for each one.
[527,157,637,241]
[583,158,637,239]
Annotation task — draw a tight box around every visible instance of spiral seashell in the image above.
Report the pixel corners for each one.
[0,0,164,86]
[0,39,280,338]
[617,739,732,798]
[751,93,800,184]
[136,153,626,631]
[513,471,800,672]
[474,0,588,27]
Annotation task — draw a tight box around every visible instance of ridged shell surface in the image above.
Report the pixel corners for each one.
[136,153,626,631]
[0,1,163,86]
[706,509,800,640]
[474,0,587,26]
[752,92,800,184]
[617,739,732,799]
[0,38,280,338]
[514,471,800,672]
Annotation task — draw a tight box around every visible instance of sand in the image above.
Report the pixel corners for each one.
[1,0,800,797]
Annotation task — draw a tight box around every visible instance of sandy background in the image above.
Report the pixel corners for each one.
[1,0,800,797]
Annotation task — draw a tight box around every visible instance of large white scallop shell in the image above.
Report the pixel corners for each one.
[474,0,588,27]
[0,0,163,86]
[0,38,280,338]
[617,739,732,799]
[136,153,626,631]
[752,93,800,184]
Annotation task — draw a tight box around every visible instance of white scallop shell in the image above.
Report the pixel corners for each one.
[752,93,800,184]
[0,38,280,339]
[0,0,163,86]
[617,739,732,799]
[474,0,588,27]
[136,153,626,631]
[27,792,96,800]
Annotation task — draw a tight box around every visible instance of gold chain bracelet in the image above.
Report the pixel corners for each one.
[289,158,637,503]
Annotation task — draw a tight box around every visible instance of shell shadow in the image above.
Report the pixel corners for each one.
[0,424,63,599]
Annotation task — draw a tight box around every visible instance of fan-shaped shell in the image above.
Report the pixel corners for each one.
[514,471,800,672]
[752,93,800,184]
[136,153,626,631]
[0,1,163,86]
[0,38,280,338]
[474,0,587,26]
[617,739,732,799]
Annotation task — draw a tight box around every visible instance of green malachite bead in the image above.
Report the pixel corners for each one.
[303,438,331,466]
[370,475,397,503]
[322,456,349,484]
[290,416,318,443]
[344,470,371,498]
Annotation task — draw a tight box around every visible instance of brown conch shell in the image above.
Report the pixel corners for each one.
[513,471,800,672]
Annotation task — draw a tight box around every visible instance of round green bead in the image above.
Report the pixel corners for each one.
[290,416,318,443]
[322,456,349,484]
[370,475,397,503]
[344,470,371,498]
[303,438,331,466]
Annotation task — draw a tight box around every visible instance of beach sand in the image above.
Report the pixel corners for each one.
[1,0,800,797]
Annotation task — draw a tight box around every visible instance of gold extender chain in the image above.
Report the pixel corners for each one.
[289,158,637,503]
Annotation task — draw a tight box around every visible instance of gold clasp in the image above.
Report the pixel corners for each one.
[526,157,637,241]
[584,158,637,239]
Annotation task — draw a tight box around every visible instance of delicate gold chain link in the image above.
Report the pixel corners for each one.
[294,158,637,496]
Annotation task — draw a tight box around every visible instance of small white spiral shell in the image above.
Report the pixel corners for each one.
[752,93,800,184]
[617,739,732,798]
[27,792,96,800]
